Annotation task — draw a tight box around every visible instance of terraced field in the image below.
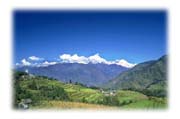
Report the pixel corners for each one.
[61,84,104,103]
[122,98,167,109]
[14,72,167,109]
[32,101,117,109]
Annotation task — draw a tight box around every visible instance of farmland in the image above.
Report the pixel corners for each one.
[14,71,167,110]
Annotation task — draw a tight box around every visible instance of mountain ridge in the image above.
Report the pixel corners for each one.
[103,55,167,97]
[15,54,136,68]
[16,63,129,86]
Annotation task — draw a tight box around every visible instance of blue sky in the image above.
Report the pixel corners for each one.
[14,10,167,64]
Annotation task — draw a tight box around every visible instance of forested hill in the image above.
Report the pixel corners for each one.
[104,55,167,97]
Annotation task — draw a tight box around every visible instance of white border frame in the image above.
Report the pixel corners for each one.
[0,0,180,119]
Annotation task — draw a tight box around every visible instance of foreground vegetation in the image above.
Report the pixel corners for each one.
[32,101,117,109]
[14,71,167,110]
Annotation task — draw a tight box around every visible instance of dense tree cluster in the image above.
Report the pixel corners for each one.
[14,71,69,107]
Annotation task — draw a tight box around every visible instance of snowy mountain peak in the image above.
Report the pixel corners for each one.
[16,54,136,68]
[114,59,136,68]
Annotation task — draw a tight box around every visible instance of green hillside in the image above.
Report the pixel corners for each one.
[104,55,167,97]
[32,101,117,109]
[13,71,167,109]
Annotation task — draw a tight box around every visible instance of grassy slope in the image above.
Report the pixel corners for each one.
[31,89,167,109]
[32,101,117,109]
[123,97,167,109]
[20,78,104,103]
[15,73,167,109]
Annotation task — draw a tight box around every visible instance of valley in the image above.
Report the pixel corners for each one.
[13,11,167,110]
[13,70,167,110]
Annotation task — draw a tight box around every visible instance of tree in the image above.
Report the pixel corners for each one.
[82,97,87,103]
[28,80,38,90]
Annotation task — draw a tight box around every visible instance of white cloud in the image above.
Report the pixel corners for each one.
[60,54,89,64]
[29,56,43,61]
[40,61,57,67]
[15,63,20,66]
[59,53,136,68]
[88,53,108,64]
[17,57,55,67]
[16,54,136,68]
[59,53,108,64]
[21,59,31,66]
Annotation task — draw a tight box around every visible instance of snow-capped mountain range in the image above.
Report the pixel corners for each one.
[16,53,136,68]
